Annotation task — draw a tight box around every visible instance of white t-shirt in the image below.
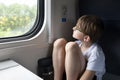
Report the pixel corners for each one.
[75,40,105,80]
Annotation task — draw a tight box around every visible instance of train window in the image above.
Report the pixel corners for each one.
[0,0,44,42]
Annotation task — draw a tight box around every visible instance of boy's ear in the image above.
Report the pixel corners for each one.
[84,35,90,42]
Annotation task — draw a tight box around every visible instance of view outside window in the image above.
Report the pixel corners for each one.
[0,0,37,38]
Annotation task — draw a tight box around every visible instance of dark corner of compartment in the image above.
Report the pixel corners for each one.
[77,0,120,76]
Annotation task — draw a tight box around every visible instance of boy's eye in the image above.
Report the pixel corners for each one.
[73,27,77,30]
[77,29,82,32]
[75,27,82,32]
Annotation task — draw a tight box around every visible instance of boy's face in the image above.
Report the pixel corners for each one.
[72,23,85,41]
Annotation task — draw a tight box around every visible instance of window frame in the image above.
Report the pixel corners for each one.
[0,0,44,43]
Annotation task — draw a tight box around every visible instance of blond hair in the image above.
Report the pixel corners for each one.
[76,15,104,42]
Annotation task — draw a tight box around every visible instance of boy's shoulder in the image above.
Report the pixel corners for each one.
[91,43,102,52]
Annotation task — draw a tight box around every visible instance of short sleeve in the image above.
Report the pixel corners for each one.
[86,47,105,73]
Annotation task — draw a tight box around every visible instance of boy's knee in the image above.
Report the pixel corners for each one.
[65,42,78,51]
[53,38,67,48]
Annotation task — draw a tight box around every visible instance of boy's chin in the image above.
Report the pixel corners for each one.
[72,35,77,39]
[72,35,75,38]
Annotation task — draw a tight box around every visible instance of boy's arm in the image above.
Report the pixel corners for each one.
[80,70,95,80]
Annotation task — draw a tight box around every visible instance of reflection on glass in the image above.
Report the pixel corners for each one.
[0,0,37,38]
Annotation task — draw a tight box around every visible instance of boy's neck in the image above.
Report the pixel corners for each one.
[81,41,92,49]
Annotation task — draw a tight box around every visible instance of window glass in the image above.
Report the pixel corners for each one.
[0,0,37,38]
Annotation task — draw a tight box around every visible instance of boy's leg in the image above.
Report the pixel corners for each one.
[52,38,67,80]
[65,42,86,80]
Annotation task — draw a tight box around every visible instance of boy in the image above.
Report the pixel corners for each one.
[52,15,105,80]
